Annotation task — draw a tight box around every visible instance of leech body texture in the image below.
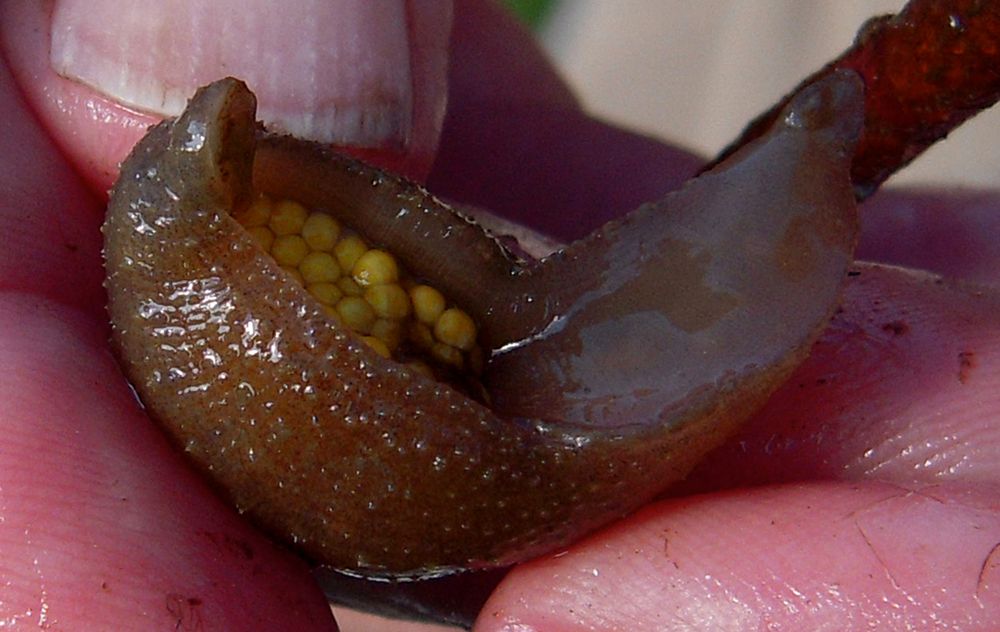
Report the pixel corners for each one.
[103,73,862,577]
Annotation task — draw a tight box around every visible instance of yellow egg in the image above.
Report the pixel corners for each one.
[234,194,272,227]
[269,199,308,235]
[337,276,364,296]
[362,336,392,358]
[410,285,446,325]
[308,282,343,306]
[364,284,411,320]
[299,252,341,284]
[246,225,275,251]
[434,308,477,351]
[302,212,341,251]
[334,235,369,273]
[336,296,376,334]
[431,342,464,369]
[371,319,403,351]
[271,235,309,267]
[352,249,399,286]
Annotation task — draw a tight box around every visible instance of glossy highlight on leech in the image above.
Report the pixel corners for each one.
[103,72,862,577]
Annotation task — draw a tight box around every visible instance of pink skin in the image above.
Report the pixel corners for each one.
[1,1,998,630]
[0,42,337,631]
[483,265,1000,630]
[482,482,1000,630]
[0,1,450,190]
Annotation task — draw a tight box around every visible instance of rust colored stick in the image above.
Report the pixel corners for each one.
[707,0,1000,199]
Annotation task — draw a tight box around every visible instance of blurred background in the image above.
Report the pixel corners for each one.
[517,0,1000,189]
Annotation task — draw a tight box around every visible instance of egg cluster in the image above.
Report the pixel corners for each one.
[233,194,485,378]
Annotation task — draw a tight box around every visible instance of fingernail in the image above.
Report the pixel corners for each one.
[50,0,413,148]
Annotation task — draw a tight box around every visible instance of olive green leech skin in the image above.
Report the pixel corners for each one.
[104,73,862,578]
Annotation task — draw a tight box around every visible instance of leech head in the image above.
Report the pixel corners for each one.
[104,72,862,577]
[167,79,256,211]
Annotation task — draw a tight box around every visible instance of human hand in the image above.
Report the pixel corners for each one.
[1,1,998,630]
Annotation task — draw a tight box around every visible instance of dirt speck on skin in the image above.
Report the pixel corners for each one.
[958,351,977,384]
[881,320,909,336]
[855,522,902,590]
[977,541,1000,598]
[661,529,681,569]
[166,593,204,631]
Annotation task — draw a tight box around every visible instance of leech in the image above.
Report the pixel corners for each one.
[104,72,863,577]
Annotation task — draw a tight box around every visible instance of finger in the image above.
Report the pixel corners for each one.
[674,262,1000,494]
[860,188,1000,287]
[448,0,578,111]
[3,17,455,622]
[429,0,703,242]
[0,57,104,317]
[1,31,336,630]
[0,294,336,629]
[0,0,451,191]
[430,103,704,242]
[476,481,1000,631]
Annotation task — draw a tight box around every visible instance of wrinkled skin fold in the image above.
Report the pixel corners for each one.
[103,72,861,577]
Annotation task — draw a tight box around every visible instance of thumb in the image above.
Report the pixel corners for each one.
[0,0,451,192]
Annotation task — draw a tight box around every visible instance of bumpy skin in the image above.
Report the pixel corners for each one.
[104,75,860,577]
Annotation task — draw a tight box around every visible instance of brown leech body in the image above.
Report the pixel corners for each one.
[104,73,862,577]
